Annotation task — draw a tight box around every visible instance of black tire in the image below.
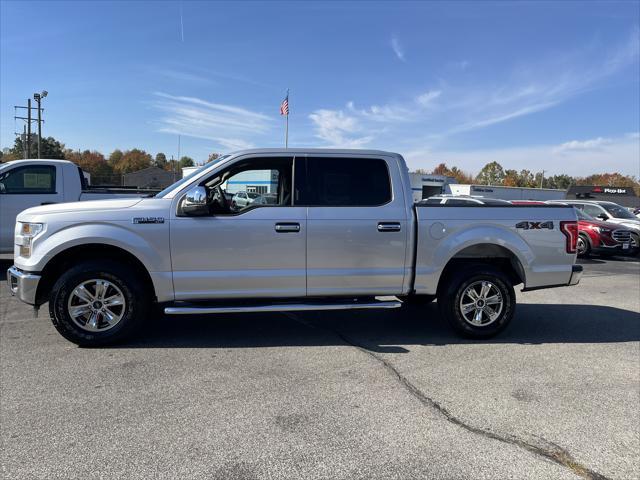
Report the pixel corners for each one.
[48,260,150,347]
[438,265,515,339]
[577,234,591,258]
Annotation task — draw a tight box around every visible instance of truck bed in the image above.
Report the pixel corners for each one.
[413,203,577,294]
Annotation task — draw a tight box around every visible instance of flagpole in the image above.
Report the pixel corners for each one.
[285,88,289,148]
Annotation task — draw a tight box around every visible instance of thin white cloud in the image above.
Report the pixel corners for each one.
[152,92,272,150]
[554,137,614,153]
[308,109,373,148]
[153,68,212,84]
[405,134,640,177]
[416,90,442,107]
[311,29,639,150]
[390,35,405,62]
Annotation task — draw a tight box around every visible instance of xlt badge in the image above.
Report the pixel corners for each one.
[132,217,165,224]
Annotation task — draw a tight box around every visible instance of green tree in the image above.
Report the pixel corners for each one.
[475,161,505,186]
[154,152,167,169]
[9,135,65,159]
[108,149,124,168]
[179,156,194,168]
[547,174,575,190]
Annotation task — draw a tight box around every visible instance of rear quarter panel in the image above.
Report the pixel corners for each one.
[414,205,577,294]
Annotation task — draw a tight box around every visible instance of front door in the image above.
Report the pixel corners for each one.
[170,156,306,300]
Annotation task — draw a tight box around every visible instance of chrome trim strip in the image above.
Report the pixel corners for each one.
[165,300,401,315]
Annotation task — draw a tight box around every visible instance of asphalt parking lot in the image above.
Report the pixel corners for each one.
[1,257,638,480]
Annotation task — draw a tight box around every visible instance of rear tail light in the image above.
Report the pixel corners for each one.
[560,221,578,254]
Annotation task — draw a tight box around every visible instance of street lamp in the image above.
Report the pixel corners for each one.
[33,90,47,158]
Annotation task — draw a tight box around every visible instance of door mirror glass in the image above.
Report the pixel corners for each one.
[182,186,208,216]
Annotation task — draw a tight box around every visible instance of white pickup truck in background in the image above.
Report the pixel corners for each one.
[0,159,157,254]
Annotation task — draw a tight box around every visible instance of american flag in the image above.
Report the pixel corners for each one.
[280,93,289,116]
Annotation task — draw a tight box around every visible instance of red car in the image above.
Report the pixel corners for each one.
[509,201,633,257]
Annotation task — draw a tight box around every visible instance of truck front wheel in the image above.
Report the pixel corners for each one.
[49,260,150,347]
[438,266,515,338]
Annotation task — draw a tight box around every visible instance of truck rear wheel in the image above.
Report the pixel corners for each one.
[438,266,515,338]
[49,260,150,347]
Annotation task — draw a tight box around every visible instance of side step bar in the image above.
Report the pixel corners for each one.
[164,299,401,315]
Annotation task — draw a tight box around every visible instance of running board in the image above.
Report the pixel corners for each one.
[164,300,402,315]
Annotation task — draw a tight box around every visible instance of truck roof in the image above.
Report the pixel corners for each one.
[228,148,403,157]
[1,158,75,167]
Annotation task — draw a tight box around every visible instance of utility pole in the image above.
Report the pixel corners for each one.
[22,126,27,159]
[14,96,45,159]
[33,91,47,158]
[27,98,31,159]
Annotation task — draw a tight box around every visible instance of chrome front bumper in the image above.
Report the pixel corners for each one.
[6,266,41,305]
[568,264,583,286]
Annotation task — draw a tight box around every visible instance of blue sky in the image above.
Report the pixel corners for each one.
[1,1,639,176]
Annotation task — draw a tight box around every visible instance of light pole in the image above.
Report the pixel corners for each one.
[33,90,48,158]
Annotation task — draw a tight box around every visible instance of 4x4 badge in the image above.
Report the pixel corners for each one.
[515,221,554,230]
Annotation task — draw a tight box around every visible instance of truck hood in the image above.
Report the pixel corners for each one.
[19,198,143,217]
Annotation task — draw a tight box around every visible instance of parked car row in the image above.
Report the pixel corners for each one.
[230,191,278,211]
[420,195,639,258]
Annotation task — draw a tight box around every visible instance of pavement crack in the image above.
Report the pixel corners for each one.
[285,312,611,480]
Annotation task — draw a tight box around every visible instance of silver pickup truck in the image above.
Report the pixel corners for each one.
[7,149,582,346]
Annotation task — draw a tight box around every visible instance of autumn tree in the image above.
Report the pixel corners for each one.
[475,161,506,186]
[110,149,152,174]
[208,153,221,162]
[64,149,114,181]
[428,163,474,184]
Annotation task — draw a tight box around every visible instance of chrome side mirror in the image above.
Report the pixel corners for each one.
[181,186,209,216]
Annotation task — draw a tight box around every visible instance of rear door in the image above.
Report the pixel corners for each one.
[299,155,409,296]
[0,164,63,254]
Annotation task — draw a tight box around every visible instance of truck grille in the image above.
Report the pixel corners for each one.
[612,230,631,243]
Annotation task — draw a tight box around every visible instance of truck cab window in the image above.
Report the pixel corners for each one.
[298,157,391,206]
[203,157,292,215]
[0,165,56,194]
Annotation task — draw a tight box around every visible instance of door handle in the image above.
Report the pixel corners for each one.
[275,222,301,233]
[377,222,401,232]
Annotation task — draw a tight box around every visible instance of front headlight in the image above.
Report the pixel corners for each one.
[17,222,44,258]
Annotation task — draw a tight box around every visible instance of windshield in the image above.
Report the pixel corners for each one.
[602,203,636,219]
[154,155,229,198]
[247,192,259,199]
[574,208,595,221]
